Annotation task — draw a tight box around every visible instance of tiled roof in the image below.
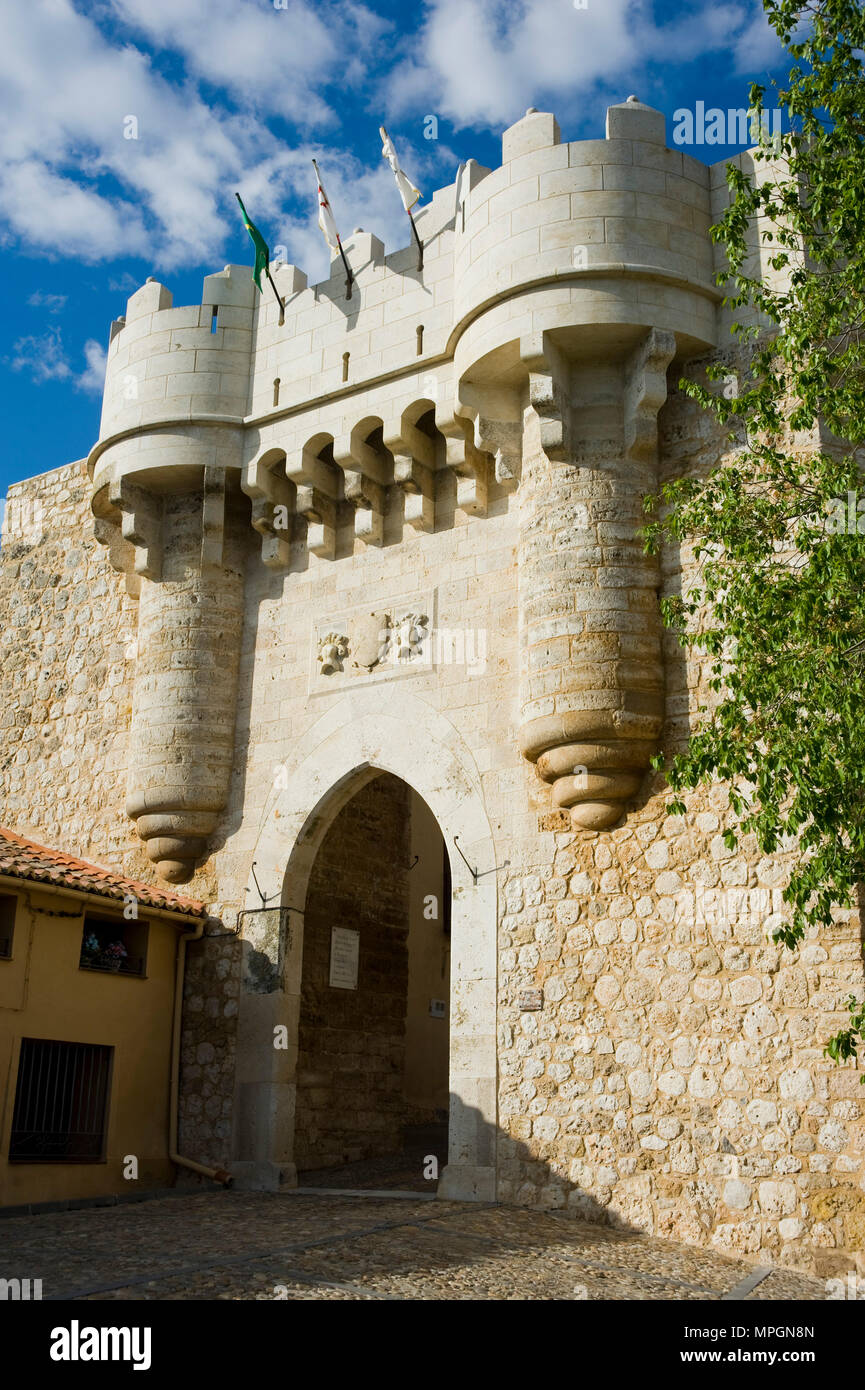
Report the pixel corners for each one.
[0,826,206,919]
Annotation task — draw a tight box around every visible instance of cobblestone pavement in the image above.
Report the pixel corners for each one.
[0,1192,830,1301]
[298,1122,448,1193]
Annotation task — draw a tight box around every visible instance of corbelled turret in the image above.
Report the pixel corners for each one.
[90,98,721,878]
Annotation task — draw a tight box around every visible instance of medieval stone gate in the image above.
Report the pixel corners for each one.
[2,96,863,1270]
[230,692,498,1201]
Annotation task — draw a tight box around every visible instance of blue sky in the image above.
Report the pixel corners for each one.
[0,0,791,500]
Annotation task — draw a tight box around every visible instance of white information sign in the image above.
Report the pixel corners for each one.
[329,926,360,990]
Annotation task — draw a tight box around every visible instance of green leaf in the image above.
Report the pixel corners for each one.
[646,0,865,1077]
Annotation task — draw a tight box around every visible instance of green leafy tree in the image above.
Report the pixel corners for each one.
[644,0,865,1068]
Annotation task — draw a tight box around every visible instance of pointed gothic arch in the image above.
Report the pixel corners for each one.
[231,688,498,1201]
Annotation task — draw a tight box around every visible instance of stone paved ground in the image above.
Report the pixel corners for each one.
[1,1192,829,1300]
[298,1121,448,1193]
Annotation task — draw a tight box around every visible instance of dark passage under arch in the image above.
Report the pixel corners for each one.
[294,771,450,1191]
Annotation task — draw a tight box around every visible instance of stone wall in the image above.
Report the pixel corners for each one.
[494,390,865,1276]
[177,928,242,1174]
[294,774,412,1169]
[496,783,865,1273]
[2,376,864,1272]
[0,461,141,870]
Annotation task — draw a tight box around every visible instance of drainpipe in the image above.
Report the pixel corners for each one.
[170,918,232,1187]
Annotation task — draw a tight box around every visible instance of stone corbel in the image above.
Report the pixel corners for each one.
[296,486,339,560]
[383,418,437,534]
[286,441,341,560]
[456,383,522,492]
[108,475,164,580]
[624,328,677,461]
[91,513,140,598]
[333,430,394,548]
[519,331,570,462]
[244,452,296,569]
[434,404,489,516]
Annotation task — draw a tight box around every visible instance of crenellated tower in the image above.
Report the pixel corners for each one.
[90,267,255,881]
[90,97,723,878]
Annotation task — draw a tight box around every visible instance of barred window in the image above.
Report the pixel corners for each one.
[9,1039,112,1163]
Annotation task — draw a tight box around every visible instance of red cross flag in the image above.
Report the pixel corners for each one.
[312,159,353,299]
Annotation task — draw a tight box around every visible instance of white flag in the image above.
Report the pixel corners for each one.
[313,159,340,253]
[380,127,421,212]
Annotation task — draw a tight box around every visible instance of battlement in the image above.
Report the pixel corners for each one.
[97,101,726,431]
[91,98,748,578]
[84,97,783,878]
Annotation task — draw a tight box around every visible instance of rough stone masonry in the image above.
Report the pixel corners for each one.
[1,97,863,1275]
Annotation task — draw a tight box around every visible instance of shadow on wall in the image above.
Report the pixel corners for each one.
[451,1097,636,1232]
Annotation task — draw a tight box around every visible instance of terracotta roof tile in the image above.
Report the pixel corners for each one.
[0,826,206,919]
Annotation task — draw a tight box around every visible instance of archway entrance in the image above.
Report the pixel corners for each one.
[294,772,451,1192]
[231,689,497,1202]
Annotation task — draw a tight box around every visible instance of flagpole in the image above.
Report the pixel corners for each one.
[312,160,353,301]
[379,126,423,271]
[407,207,423,272]
[235,192,284,324]
[335,235,354,301]
[265,265,285,325]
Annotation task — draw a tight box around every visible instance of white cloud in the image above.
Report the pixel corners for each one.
[9,328,73,384]
[7,327,107,394]
[78,339,108,395]
[384,0,767,129]
[386,0,634,127]
[732,2,786,73]
[0,0,791,285]
[0,0,386,271]
[28,289,67,312]
[108,272,139,293]
[107,0,388,124]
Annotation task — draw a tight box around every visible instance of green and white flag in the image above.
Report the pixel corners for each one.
[235,193,269,292]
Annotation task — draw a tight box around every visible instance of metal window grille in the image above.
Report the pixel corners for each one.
[9,1039,112,1163]
[79,955,145,977]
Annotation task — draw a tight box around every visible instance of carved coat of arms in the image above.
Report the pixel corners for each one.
[348,610,391,671]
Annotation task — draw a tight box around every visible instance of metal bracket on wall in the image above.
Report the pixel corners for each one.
[235,906,299,948]
[452,835,509,886]
[249,861,281,908]
[237,861,306,943]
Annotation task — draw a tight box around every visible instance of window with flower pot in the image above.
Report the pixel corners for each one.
[79,914,149,977]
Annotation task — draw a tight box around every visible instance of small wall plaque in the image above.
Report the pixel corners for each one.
[429,998,447,1018]
[329,926,360,990]
[519,988,543,1011]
